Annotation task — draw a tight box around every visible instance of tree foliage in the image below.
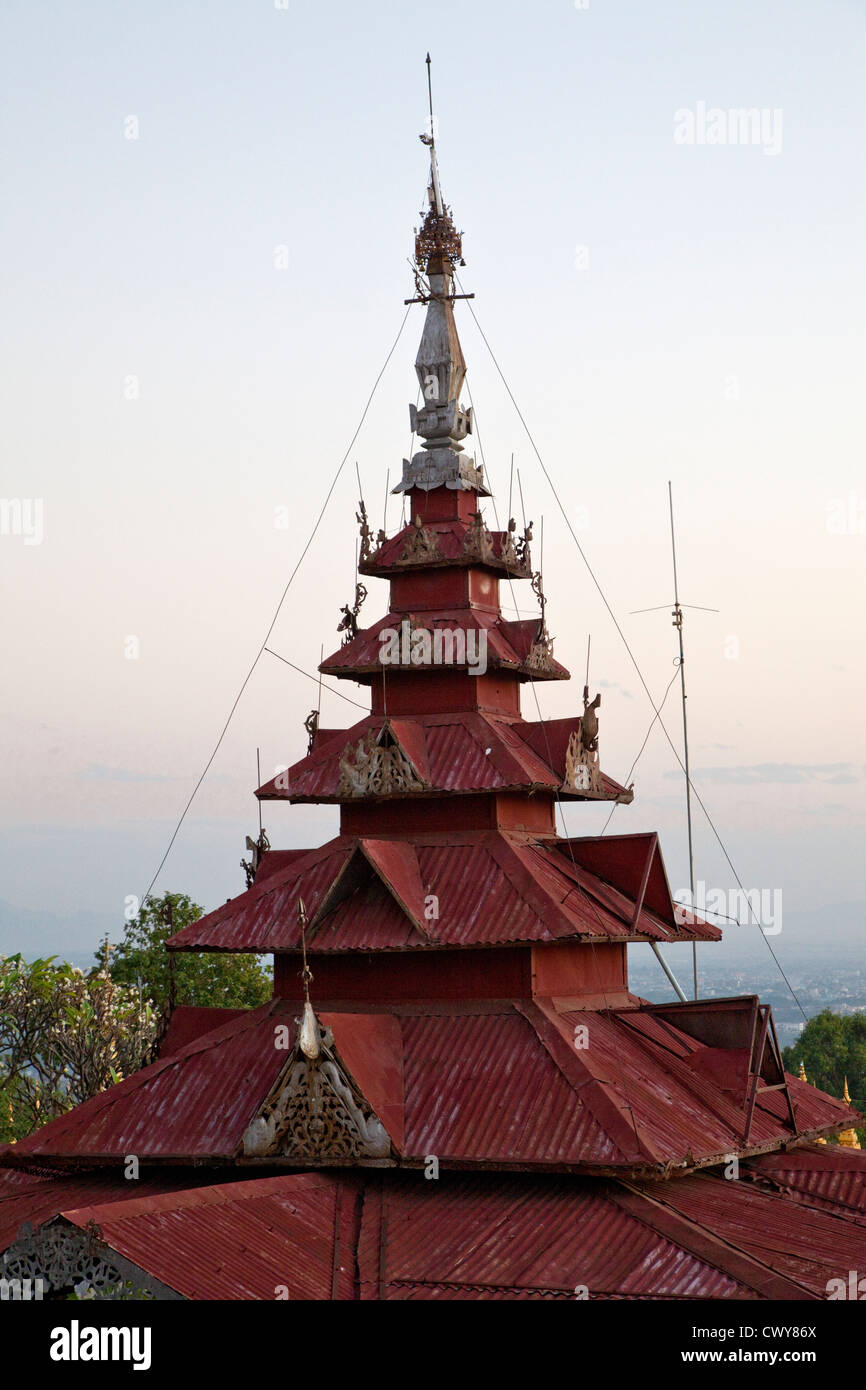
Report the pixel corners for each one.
[0,891,270,1144]
[783,1009,866,1141]
[105,892,271,1012]
[0,955,159,1143]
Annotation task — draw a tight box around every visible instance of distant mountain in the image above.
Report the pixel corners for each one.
[0,899,118,971]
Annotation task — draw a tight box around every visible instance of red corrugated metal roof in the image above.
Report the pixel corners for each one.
[319,609,569,682]
[5,998,850,1174]
[745,1144,866,1224]
[634,1170,866,1296]
[157,1006,247,1058]
[3,1004,289,1160]
[9,1001,618,1168]
[254,849,316,884]
[0,1168,215,1253]
[167,829,716,955]
[399,1009,632,1165]
[61,1173,360,1301]
[8,1162,862,1299]
[167,839,354,952]
[257,711,629,803]
[10,1162,858,1299]
[359,518,528,577]
[357,1175,756,1300]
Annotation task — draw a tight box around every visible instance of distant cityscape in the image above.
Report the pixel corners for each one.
[630,949,866,1044]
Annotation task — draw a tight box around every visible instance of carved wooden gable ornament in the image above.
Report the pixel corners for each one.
[242,1005,391,1161]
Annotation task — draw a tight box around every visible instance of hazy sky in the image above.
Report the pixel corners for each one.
[2,0,864,969]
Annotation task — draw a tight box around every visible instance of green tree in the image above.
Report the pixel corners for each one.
[105,892,270,1013]
[0,954,159,1143]
[784,1008,866,1142]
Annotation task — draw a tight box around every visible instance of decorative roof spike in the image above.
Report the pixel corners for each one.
[836,1076,861,1148]
[296,897,321,1060]
[395,57,487,498]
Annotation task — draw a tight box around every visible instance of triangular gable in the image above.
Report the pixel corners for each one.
[240,1008,393,1161]
[558,834,698,935]
[308,840,430,945]
[359,839,431,940]
[385,719,431,784]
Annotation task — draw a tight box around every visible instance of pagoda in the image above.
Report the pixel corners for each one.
[2,112,865,1303]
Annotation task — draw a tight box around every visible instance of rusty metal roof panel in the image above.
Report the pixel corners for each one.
[6,1003,287,1160]
[312,875,421,950]
[550,1006,854,1160]
[167,840,353,952]
[399,1008,630,1165]
[421,719,508,791]
[414,840,553,944]
[746,1145,866,1222]
[320,610,569,682]
[259,713,576,803]
[0,1170,208,1253]
[636,1171,866,1296]
[3,998,857,1174]
[169,829,727,955]
[360,1175,749,1300]
[62,1173,360,1301]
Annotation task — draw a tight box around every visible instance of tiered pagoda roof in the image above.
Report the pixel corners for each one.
[2,108,864,1301]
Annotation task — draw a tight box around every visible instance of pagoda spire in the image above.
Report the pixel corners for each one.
[395,57,486,497]
[836,1077,861,1149]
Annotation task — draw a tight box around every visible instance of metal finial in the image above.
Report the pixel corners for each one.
[297,897,320,1060]
[297,897,312,1003]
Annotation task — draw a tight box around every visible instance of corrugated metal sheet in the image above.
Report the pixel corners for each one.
[399,1009,627,1165]
[158,1006,247,1058]
[170,829,710,955]
[6,997,853,1173]
[0,1170,212,1253]
[12,1164,857,1300]
[8,1162,863,1299]
[167,839,352,952]
[414,840,551,944]
[636,1171,866,1295]
[359,518,526,577]
[62,1173,359,1301]
[746,1145,866,1222]
[358,1175,749,1300]
[320,608,569,681]
[6,1003,289,1159]
[258,710,632,806]
[258,712,619,803]
[312,873,420,950]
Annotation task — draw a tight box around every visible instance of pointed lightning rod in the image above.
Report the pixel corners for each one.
[425,53,444,218]
[668,482,698,1001]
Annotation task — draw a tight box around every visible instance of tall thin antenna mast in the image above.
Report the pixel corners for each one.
[668,482,697,1001]
[256,747,262,836]
[629,497,717,1002]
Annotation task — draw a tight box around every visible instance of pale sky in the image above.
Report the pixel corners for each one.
[2,0,864,965]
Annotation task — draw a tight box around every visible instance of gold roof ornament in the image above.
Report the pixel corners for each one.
[836,1077,861,1149]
